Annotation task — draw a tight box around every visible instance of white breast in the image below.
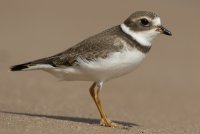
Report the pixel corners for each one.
[76,48,146,81]
[35,49,146,82]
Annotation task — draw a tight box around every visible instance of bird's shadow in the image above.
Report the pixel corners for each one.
[0,110,139,128]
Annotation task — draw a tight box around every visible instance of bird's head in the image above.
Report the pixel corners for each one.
[121,11,172,46]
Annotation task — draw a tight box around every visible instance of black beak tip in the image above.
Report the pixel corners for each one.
[161,26,172,36]
[164,31,172,36]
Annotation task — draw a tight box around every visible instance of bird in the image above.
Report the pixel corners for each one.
[10,11,172,128]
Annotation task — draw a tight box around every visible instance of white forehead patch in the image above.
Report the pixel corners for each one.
[152,17,161,26]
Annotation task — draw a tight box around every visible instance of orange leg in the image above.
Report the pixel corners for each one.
[89,82,123,128]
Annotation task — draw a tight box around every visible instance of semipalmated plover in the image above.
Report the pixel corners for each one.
[10,11,172,128]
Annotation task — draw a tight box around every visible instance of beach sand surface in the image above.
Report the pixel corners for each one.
[0,0,200,133]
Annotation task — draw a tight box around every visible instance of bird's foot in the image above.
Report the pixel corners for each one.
[100,118,127,129]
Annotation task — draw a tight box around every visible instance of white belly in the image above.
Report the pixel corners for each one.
[44,49,146,82]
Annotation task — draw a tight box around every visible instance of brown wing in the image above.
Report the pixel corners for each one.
[26,26,124,67]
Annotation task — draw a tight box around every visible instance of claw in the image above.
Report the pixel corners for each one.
[100,118,127,129]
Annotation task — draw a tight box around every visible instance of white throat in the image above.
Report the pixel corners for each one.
[120,23,159,47]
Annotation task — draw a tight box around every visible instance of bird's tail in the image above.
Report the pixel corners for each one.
[10,62,32,71]
[10,62,55,72]
[10,57,56,72]
[10,53,60,72]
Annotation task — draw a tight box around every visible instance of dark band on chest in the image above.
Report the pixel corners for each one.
[119,26,151,53]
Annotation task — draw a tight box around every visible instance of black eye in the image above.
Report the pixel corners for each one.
[140,18,150,26]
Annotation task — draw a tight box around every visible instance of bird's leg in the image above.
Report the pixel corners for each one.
[89,82,123,128]
[89,82,104,119]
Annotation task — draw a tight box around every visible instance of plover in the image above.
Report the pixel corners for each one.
[10,11,172,128]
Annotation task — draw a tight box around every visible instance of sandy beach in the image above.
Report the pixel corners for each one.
[0,0,200,133]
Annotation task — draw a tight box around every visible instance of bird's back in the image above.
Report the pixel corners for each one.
[11,25,133,71]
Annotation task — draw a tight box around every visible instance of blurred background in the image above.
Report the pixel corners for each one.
[0,0,199,133]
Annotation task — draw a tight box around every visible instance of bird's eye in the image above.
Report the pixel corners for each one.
[140,18,150,26]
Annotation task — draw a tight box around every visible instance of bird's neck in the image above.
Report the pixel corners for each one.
[119,24,152,53]
[120,24,157,47]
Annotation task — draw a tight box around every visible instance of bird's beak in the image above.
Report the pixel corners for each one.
[156,25,172,36]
